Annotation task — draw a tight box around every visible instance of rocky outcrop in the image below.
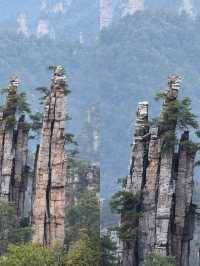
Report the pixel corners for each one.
[138,126,160,261]
[122,76,197,266]
[0,79,30,220]
[11,115,30,218]
[32,66,68,246]
[189,207,200,266]
[123,101,149,266]
[172,132,196,266]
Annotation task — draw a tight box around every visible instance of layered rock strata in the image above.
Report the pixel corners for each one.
[0,79,29,219]
[123,101,149,266]
[123,76,197,266]
[32,66,67,246]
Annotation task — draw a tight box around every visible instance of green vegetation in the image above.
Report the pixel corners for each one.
[110,191,140,241]
[143,255,176,266]
[100,233,118,266]
[0,201,31,255]
[0,243,62,266]
[152,88,200,152]
[0,85,30,128]
[65,192,99,246]
[63,234,100,266]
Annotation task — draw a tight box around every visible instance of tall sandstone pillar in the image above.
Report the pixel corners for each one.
[32,66,67,246]
[12,115,30,218]
[173,132,197,266]
[155,76,181,256]
[122,76,196,266]
[0,79,18,200]
[123,101,149,266]
[0,79,30,221]
[138,126,161,261]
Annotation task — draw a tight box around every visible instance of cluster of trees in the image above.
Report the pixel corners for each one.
[0,191,118,266]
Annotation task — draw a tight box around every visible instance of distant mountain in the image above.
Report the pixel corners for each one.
[2,0,200,41]
[0,0,99,41]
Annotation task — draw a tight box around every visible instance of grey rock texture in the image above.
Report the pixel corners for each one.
[122,76,197,266]
[0,80,30,220]
[189,208,200,266]
[123,101,149,266]
[32,66,67,246]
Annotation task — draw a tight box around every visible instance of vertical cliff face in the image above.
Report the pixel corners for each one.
[173,132,196,266]
[122,76,197,266]
[32,66,67,246]
[138,126,161,261]
[12,115,30,218]
[123,101,149,266]
[0,80,18,200]
[189,208,200,266]
[0,79,29,220]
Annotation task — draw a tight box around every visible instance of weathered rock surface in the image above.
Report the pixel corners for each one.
[122,76,197,266]
[32,66,67,246]
[138,126,160,261]
[189,207,200,266]
[123,101,149,266]
[12,115,29,218]
[172,132,196,266]
[0,80,30,220]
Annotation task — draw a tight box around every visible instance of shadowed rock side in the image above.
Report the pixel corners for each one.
[172,132,196,266]
[189,208,200,266]
[123,101,149,266]
[0,80,18,200]
[11,115,30,218]
[122,76,197,266]
[32,66,67,246]
[0,79,29,219]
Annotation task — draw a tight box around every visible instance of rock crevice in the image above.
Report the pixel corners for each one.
[122,76,197,266]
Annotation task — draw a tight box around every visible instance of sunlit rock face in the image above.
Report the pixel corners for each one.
[0,79,30,220]
[32,66,68,246]
[122,76,197,266]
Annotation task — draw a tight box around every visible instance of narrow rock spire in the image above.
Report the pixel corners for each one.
[0,78,19,200]
[32,66,68,246]
[12,115,30,218]
[122,76,197,266]
[123,101,149,266]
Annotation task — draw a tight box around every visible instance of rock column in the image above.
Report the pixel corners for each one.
[32,66,67,246]
[123,101,149,266]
